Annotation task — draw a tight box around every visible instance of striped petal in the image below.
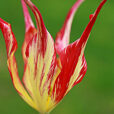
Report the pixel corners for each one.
[0,18,37,110]
[23,0,56,113]
[21,0,37,62]
[55,0,84,54]
[52,0,107,103]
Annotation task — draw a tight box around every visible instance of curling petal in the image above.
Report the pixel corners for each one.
[52,0,107,103]
[0,18,38,110]
[55,0,84,54]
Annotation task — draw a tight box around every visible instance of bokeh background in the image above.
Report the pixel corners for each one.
[0,0,114,114]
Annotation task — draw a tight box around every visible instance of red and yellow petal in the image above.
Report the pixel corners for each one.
[21,0,37,62]
[55,0,84,54]
[23,0,56,112]
[0,18,38,110]
[52,0,107,103]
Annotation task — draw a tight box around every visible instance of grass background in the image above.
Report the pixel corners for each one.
[0,0,114,114]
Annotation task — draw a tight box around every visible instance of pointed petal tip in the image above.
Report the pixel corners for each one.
[24,0,47,34]
[79,0,107,47]
[103,0,107,3]
[55,0,84,54]
[99,0,107,8]
[21,0,34,32]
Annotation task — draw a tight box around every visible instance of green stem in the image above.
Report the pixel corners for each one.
[40,112,49,114]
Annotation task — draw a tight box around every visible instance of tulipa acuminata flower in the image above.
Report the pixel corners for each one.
[0,0,106,113]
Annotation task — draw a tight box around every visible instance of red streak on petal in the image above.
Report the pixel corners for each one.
[24,0,49,57]
[8,56,23,96]
[0,18,17,58]
[73,55,87,86]
[21,0,37,62]
[52,0,107,103]
[0,18,29,101]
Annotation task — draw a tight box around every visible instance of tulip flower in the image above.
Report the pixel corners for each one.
[0,0,106,113]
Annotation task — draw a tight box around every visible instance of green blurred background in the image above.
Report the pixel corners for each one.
[0,0,114,114]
